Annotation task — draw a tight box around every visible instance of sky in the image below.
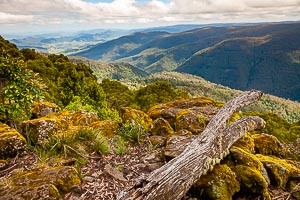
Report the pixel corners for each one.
[0,0,299,34]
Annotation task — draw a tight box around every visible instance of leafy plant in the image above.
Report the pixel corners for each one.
[0,54,44,126]
[118,120,146,144]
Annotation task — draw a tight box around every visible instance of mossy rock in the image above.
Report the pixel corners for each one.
[121,107,152,132]
[0,123,27,159]
[150,117,174,136]
[190,164,240,200]
[232,165,271,200]
[21,110,102,144]
[229,147,270,183]
[256,154,300,188]
[21,117,62,145]
[0,184,62,200]
[90,120,119,138]
[31,100,60,119]
[232,133,255,154]
[175,109,208,134]
[147,97,219,127]
[0,166,81,199]
[69,110,100,126]
[252,133,288,157]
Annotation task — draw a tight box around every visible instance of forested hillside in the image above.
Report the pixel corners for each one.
[74,22,300,101]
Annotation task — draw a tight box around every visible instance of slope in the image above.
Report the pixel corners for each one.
[72,31,170,61]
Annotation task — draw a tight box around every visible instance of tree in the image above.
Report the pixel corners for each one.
[134,81,188,111]
[0,55,43,126]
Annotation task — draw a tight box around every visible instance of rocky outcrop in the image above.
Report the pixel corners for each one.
[21,110,101,145]
[91,120,119,138]
[0,122,27,159]
[191,164,240,200]
[31,101,60,119]
[147,97,219,134]
[0,166,81,199]
[121,107,152,131]
[150,118,174,136]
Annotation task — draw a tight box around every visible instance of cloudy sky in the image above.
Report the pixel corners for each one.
[0,0,299,34]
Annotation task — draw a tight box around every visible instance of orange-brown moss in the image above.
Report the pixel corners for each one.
[175,109,207,134]
[0,166,80,199]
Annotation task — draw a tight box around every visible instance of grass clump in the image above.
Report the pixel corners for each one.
[33,128,110,161]
[118,120,146,144]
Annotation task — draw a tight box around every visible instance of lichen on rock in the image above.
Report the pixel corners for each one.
[90,120,119,138]
[0,166,81,199]
[190,164,240,200]
[31,100,60,119]
[256,154,300,188]
[150,117,174,136]
[253,133,288,157]
[0,122,27,159]
[121,107,152,132]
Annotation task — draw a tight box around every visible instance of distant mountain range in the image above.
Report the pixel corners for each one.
[73,22,300,102]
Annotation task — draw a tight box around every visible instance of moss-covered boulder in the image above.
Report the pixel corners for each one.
[229,146,271,199]
[150,117,174,136]
[0,122,27,159]
[0,166,81,199]
[21,116,63,145]
[31,101,59,119]
[190,164,240,200]
[175,109,208,134]
[91,120,119,138]
[69,110,100,126]
[121,107,152,132]
[256,154,300,188]
[232,133,255,154]
[233,165,271,200]
[21,110,103,145]
[148,97,219,130]
[252,133,288,157]
[229,147,270,184]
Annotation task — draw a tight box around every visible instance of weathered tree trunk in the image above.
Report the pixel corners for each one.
[117,90,265,200]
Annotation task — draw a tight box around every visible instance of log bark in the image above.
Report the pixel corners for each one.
[117,90,265,200]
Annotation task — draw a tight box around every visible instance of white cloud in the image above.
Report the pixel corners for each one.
[0,0,299,32]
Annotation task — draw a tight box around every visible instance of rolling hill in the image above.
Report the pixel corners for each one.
[68,55,300,122]
[74,22,300,101]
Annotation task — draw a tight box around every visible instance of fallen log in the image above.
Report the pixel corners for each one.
[117,90,265,200]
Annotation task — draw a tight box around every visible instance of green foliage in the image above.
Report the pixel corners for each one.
[134,81,188,111]
[0,55,43,125]
[118,120,146,144]
[243,112,300,144]
[64,96,97,113]
[114,136,128,155]
[100,78,134,111]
